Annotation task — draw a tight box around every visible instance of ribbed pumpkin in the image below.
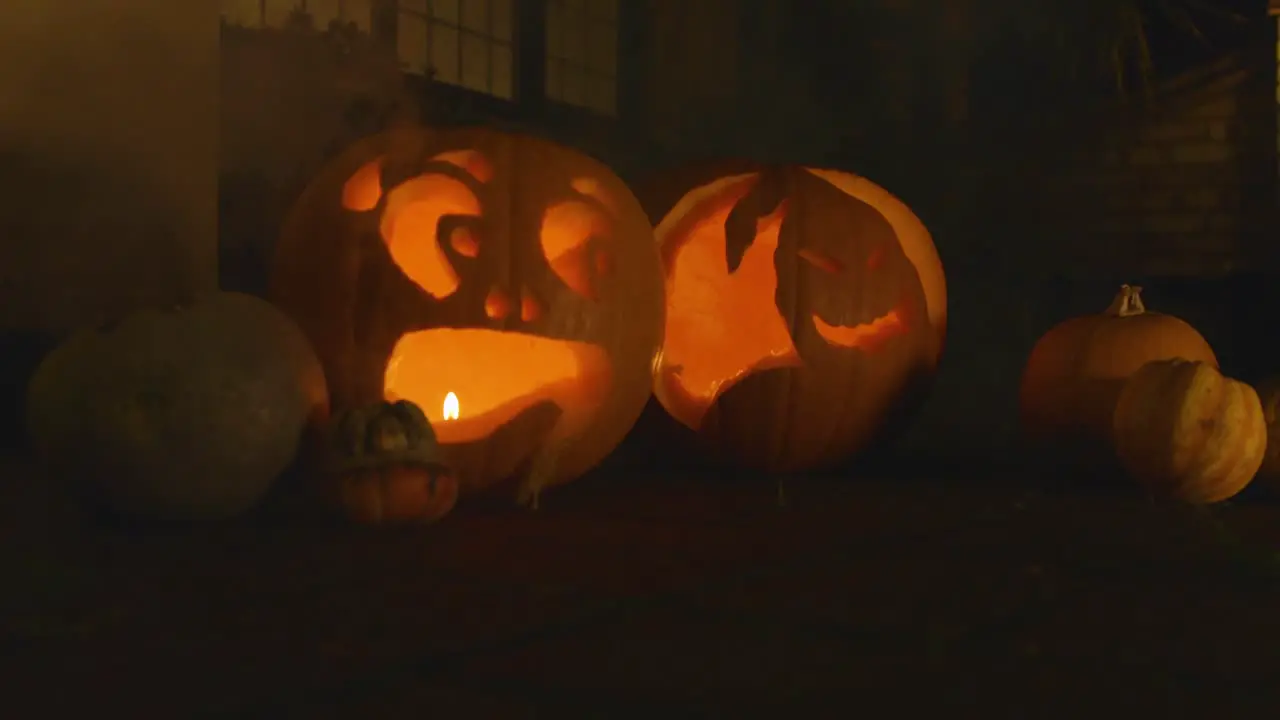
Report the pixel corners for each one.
[1252,377,1280,494]
[320,399,458,524]
[1111,359,1265,504]
[1019,285,1217,468]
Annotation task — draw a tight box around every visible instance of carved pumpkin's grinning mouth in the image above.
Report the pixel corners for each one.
[811,306,907,351]
[383,328,612,445]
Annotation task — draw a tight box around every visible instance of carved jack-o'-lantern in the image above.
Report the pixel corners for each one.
[642,164,946,472]
[271,127,664,504]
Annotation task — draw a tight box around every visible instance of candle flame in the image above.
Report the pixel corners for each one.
[442,392,460,421]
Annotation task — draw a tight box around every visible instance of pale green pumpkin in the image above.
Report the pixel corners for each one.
[26,291,329,520]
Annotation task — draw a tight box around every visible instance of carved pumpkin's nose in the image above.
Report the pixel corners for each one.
[485,286,543,323]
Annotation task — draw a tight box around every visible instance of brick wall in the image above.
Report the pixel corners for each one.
[1037,55,1275,278]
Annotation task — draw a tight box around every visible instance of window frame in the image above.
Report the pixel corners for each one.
[543,0,621,117]
[222,1,645,137]
[393,0,518,101]
[388,0,639,132]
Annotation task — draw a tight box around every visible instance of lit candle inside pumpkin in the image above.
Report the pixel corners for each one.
[442,391,460,421]
[383,329,610,445]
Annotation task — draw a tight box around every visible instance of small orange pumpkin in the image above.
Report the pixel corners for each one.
[1019,284,1217,467]
[321,399,458,524]
[1111,359,1265,504]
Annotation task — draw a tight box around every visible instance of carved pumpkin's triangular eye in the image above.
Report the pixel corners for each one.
[540,177,617,302]
[541,199,610,301]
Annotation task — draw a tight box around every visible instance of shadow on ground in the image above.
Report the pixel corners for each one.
[3,451,1280,717]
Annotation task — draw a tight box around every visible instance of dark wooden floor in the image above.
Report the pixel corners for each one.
[3,453,1280,718]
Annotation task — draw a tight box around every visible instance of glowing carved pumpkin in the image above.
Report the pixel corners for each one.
[643,165,946,471]
[271,127,664,504]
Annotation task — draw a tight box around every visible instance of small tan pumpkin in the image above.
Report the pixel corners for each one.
[1019,284,1217,468]
[1252,377,1280,494]
[1111,359,1265,504]
[321,399,458,524]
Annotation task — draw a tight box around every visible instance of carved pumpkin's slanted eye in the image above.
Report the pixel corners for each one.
[541,194,612,302]
[797,248,843,275]
[866,245,885,271]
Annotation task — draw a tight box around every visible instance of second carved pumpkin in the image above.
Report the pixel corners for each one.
[640,163,946,472]
[271,127,664,503]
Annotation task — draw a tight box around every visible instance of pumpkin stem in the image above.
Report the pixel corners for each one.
[1106,284,1147,318]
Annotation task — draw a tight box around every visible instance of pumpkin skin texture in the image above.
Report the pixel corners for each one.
[25,292,329,521]
[1112,359,1265,504]
[1019,285,1217,469]
[642,164,944,472]
[270,127,664,503]
[322,400,458,524]
[1251,377,1280,494]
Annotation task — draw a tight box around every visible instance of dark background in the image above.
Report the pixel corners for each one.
[3,0,1278,465]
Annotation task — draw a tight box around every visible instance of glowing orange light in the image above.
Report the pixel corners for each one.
[442,392,460,421]
[657,176,801,430]
[812,308,907,350]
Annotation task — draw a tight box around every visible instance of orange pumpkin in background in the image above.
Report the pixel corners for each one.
[640,164,946,472]
[1019,285,1217,470]
[271,127,664,506]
